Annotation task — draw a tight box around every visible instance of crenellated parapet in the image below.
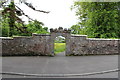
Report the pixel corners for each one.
[50,27,71,33]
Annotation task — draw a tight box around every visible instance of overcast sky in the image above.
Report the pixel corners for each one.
[15,0,78,29]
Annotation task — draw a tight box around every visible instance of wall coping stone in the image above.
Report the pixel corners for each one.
[71,34,87,37]
[13,36,32,38]
[32,33,50,36]
[0,37,13,40]
[87,38,120,40]
[0,37,12,39]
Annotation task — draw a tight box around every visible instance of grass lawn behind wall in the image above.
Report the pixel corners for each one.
[54,43,66,54]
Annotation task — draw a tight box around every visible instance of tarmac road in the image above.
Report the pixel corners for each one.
[2,52,118,78]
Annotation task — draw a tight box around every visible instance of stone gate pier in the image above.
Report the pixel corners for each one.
[0,27,120,56]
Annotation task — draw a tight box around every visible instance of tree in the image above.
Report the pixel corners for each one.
[70,24,87,35]
[1,1,29,37]
[71,2,120,38]
[71,24,80,34]
[1,0,49,37]
[26,20,49,34]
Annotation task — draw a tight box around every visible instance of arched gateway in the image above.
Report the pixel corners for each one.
[49,27,71,56]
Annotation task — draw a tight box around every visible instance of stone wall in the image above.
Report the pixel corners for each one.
[0,29,120,56]
[1,34,51,56]
[70,35,119,56]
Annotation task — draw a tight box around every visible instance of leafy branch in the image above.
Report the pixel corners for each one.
[24,2,50,13]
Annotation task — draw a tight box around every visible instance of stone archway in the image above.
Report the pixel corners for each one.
[49,27,71,56]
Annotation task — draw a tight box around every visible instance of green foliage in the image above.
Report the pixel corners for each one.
[70,24,87,35]
[1,1,20,37]
[71,2,120,38]
[1,19,49,37]
[1,1,49,37]
[71,24,80,34]
[54,43,66,54]
[26,20,49,34]
[1,15,9,37]
[4,1,16,37]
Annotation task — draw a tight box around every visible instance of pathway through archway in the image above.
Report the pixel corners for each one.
[54,36,66,56]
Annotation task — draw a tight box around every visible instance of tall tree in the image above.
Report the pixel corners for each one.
[72,2,120,38]
[1,0,49,37]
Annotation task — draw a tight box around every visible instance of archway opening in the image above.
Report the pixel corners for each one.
[54,36,66,55]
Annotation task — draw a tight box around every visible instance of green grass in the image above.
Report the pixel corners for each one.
[54,43,66,54]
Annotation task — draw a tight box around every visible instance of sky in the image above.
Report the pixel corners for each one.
[15,0,78,29]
